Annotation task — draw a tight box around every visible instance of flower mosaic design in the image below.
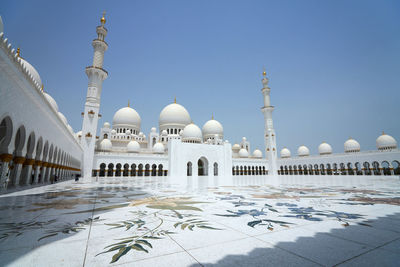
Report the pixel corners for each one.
[0,219,57,240]
[97,197,221,263]
[38,217,103,241]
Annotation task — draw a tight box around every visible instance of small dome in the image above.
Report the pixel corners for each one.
[111,129,116,135]
[139,132,144,136]
[238,148,249,158]
[99,138,112,151]
[127,140,140,153]
[202,119,223,140]
[376,132,397,150]
[252,149,262,158]
[344,138,360,153]
[179,130,183,136]
[153,142,165,154]
[151,127,156,133]
[242,137,247,142]
[112,107,141,128]
[159,102,191,129]
[232,143,241,152]
[318,142,332,155]
[161,130,168,136]
[297,145,310,157]
[57,112,68,125]
[20,57,42,87]
[280,148,291,158]
[103,122,111,129]
[126,129,131,135]
[182,123,202,143]
[44,93,59,112]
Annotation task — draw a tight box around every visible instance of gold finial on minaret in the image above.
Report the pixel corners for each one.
[17,48,20,57]
[128,100,130,107]
[262,67,266,77]
[41,84,44,92]
[100,11,106,25]
[174,97,176,104]
[382,131,385,135]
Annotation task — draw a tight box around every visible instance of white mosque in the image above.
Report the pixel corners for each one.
[0,14,399,190]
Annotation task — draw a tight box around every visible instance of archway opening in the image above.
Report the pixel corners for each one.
[131,164,136,176]
[138,164,143,176]
[187,162,192,176]
[158,164,163,176]
[107,163,114,177]
[197,157,208,176]
[123,164,129,177]
[115,163,122,176]
[214,162,218,176]
[99,163,106,177]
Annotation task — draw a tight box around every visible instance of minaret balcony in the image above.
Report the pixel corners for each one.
[92,39,108,51]
[85,66,108,80]
[261,105,275,110]
[92,38,108,46]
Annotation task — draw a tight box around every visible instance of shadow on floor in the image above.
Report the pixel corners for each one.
[189,212,400,267]
[0,182,149,266]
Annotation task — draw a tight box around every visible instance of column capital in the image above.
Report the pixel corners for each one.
[0,153,13,162]
[13,156,26,164]
[23,159,35,166]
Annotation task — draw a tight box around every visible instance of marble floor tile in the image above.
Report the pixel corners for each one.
[337,247,400,267]
[0,176,398,266]
[256,227,371,266]
[188,237,319,267]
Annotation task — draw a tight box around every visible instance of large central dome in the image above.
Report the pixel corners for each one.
[113,106,141,128]
[159,102,191,130]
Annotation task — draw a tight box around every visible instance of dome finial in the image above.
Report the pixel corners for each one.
[262,66,266,77]
[41,84,44,92]
[128,100,130,107]
[174,97,176,104]
[17,47,20,57]
[382,130,385,135]
[100,11,106,25]
[212,113,214,120]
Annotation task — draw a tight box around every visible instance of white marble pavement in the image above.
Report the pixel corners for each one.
[0,175,399,266]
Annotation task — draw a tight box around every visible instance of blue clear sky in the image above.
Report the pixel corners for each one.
[1,0,399,155]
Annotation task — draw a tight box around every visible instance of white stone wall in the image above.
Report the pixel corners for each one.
[0,35,82,188]
[168,139,232,179]
[93,152,168,173]
[277,149,400,175]
[0,39,82,165]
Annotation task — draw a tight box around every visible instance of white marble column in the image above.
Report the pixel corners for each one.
[0,154,13,189]
[33,162,41,184]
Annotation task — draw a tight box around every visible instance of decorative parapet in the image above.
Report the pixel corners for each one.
[0,32,42,93]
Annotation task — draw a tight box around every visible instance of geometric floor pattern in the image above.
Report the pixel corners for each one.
[0,176,399,266]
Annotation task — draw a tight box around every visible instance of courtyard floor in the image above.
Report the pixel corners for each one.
[0,175,399,266]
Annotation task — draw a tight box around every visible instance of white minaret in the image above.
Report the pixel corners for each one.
[81,12,108,178]
[261,70,278,175]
